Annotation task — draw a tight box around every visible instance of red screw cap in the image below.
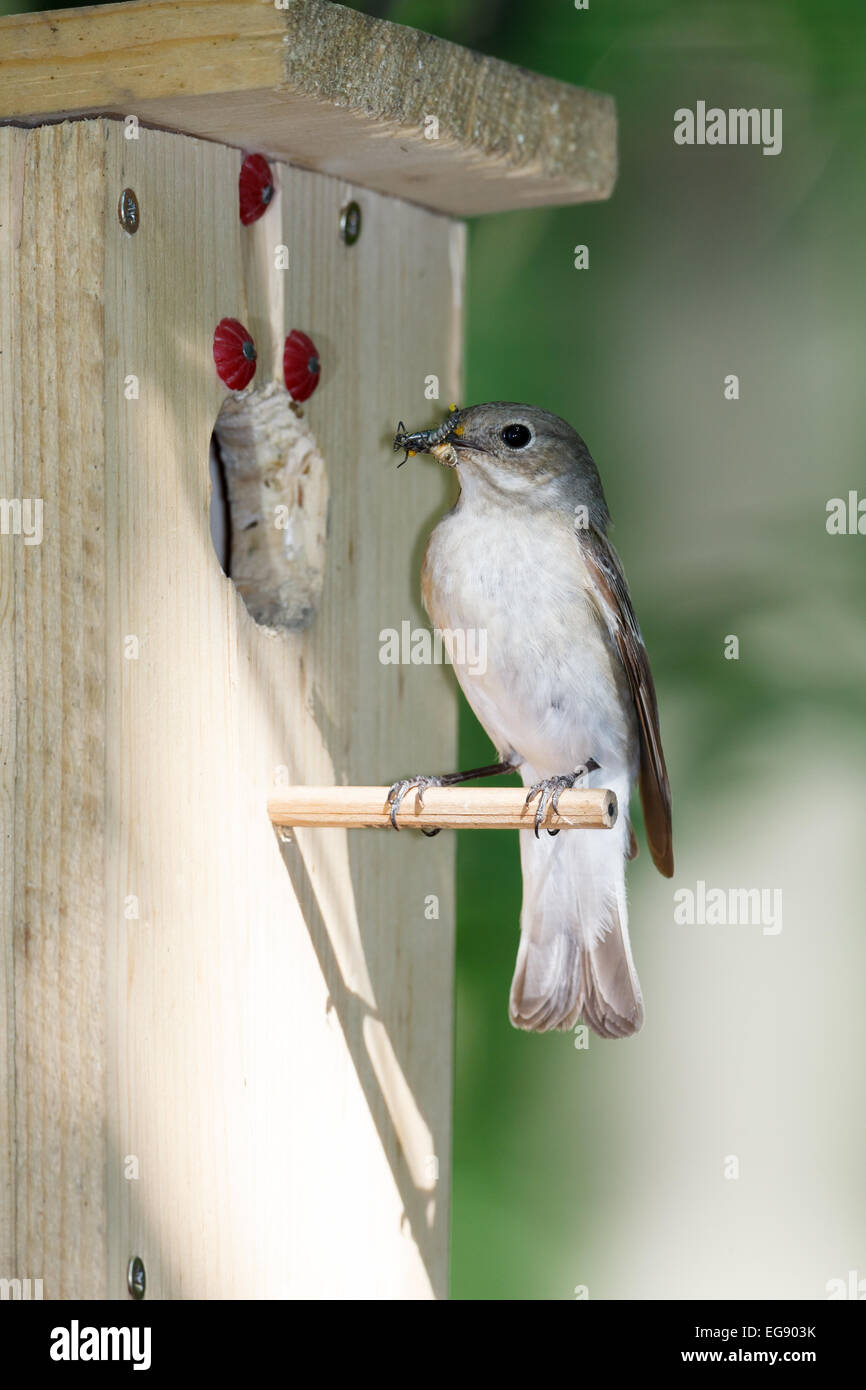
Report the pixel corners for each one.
[239,154,276,226]
[213,318,257,390]
[283,329,321,402]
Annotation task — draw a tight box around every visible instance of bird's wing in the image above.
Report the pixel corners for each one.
[580,526,674,877]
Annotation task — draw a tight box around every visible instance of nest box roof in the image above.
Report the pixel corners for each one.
[0,0,617,216]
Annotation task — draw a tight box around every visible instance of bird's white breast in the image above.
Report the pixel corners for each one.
[422,493,637,779]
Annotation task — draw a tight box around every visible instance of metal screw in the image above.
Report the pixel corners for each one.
[127,1255,146,1299]
[339,200,361,246]
[118,188,140,235]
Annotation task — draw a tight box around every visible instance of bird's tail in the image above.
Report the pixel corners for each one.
[509,772,643,1038]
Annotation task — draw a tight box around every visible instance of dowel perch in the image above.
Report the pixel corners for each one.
[268,786,618,832]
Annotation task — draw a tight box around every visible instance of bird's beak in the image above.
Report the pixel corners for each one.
[440,423,485,457]
[440,416,478,454]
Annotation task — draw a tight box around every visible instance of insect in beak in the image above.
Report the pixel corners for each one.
[393,405,463,467]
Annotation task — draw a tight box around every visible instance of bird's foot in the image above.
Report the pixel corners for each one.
[386,774,446,834]
[524,758,601,838]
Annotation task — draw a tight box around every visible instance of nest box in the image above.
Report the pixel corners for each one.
[0,0,616,1299]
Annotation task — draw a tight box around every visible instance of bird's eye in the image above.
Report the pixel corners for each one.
[501,423,532,449]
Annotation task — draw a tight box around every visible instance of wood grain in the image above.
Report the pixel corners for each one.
[0,122,108,1299]
[268,786,618,830]
[0,0,617,217]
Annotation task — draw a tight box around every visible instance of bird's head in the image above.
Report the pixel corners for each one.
[395,402,609,523]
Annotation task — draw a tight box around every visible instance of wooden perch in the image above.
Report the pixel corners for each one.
[268,786,618,832]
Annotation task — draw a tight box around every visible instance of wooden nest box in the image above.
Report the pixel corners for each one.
[0,0,616,1300]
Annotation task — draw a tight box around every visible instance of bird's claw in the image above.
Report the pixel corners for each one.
[524,758,601,838]
[386,774,445,832]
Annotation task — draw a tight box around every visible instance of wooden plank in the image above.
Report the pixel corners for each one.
[0,122,109,1298]
[0,0,617,217]
[0,125,24,1299]
[1,115,461,1298]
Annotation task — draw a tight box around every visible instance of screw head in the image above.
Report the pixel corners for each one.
[339,200,361,246]
[127,1255,146,1299]
[118,188,140,235]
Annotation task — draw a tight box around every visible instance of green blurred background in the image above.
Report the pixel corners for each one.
[9,0,865,1299]
[376,0,866,1301]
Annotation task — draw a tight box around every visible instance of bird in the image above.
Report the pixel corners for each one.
[388,403,673,1039]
